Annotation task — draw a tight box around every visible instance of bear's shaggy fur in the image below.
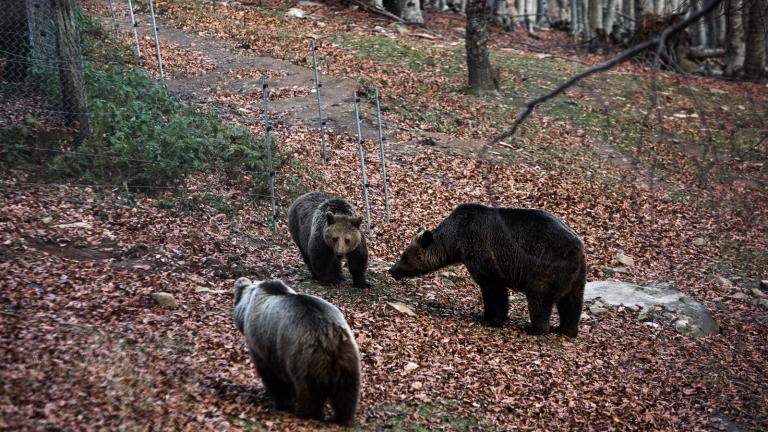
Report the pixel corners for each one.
[288,192,369,288]
[388,204,587,337]
[232,277,361,425]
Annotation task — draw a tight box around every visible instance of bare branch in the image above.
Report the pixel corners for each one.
[485,0,724,149]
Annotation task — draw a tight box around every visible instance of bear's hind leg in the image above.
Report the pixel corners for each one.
[255,364,294,411]
[294,384,327,421]
[554,282,584,338]
[330,369,360,426]
[525,295,554,335]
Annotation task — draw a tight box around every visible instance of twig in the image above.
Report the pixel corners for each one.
[486,0,724,148]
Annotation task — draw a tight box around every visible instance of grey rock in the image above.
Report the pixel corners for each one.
[55,221,92,229]
[758,299,768,309]
[194,287,228,295]
[387,302,417,317]
[615,253,635,267]
[585,281,719,337]
[453,27,466,36]
[692,237,706,246]
[603,266,628,275]
[713,275,734,288]
[751,288,766,298]
[150,292,178,309]
[286,8,306,18]
[298,0,325,6]
[729,292,749,300]
[761,280,768,290]
[589,304,607,315]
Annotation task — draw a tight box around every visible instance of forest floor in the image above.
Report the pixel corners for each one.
[2,0,768,431]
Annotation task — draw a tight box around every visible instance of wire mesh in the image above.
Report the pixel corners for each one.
[0,0,89,133]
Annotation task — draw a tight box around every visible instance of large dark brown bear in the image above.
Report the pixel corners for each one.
[388,204,586,337]
[288,192,369,288]
[233,277,361,425]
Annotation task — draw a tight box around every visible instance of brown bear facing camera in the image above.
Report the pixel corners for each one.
[288,192,369,288]
[389,204,586,337]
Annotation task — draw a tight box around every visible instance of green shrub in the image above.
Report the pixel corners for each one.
[2,11,277,192]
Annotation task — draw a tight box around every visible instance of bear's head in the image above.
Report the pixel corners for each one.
[323,212,363,259]
[233,277,253,306]
[388,227,434,280]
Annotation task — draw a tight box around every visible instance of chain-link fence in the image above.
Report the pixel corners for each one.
[0,0,88,137]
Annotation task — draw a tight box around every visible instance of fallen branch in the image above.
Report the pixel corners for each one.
[485,0,724,148]
[688,47,726,60]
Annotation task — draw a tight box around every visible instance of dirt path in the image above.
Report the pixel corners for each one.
[113,10,392,142]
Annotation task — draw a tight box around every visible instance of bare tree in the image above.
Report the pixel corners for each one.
[466,0,498,92]
[384,0,425,23]
[743,0,767,79]
[724,0,746,76]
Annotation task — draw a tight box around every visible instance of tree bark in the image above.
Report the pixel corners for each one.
[493,0,514,29]
[53,0,89,135]
[384,0,425,23]
[623,0,634,32]
[587,0,604,42]
[605,0,619,33]
[466,0,498,92]
[724,0,746,76]
[743,0,767,79]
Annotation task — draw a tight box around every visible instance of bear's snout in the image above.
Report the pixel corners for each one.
[387,267,402,280]
[335,252,344,259]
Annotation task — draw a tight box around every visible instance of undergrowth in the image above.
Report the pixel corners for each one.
[1,11,279,192]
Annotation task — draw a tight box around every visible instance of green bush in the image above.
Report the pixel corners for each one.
[2,11,276,192]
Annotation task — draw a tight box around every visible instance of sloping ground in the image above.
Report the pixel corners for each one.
[2,1,767,431]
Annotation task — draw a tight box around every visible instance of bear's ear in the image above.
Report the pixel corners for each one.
[326,212,335,225]
[418,229,434,247]
[351,216,363,228]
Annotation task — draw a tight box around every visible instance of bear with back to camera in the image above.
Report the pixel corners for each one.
[233,277,361,425]
[388,204,587,337]
[288,192,369,288]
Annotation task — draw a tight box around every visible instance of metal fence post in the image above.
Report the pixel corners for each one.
[352,91,372,236]
[127,0,142,65]
[148,0,165,85]
[107,0,119,34]
[311,39,328,164]
[262,78,277,233]
[374,88,391,224]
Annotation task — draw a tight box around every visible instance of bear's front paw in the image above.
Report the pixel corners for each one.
[552,325,578,338]
[480,316,506,327]
[352,280,371,289]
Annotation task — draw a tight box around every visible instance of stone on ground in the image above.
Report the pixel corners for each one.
[584,281,719,337]
[150,292,178,309]
[387,302,417,317]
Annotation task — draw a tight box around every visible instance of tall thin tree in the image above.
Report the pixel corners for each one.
[466,0,498,92]
[743,0,767,79]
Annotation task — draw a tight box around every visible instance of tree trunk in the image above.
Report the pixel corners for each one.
[466,0,498,92]
[604,0,619,33]
[385,0,425,23]
[0,0,30,81]
[493,0,514,29]
[587,0,603,42]
[400,0,425,23]
[537,0,548,25]
[622,0,634,33]
[53,0,89,136]
[724,0,745,76]
[743,0,767,79]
